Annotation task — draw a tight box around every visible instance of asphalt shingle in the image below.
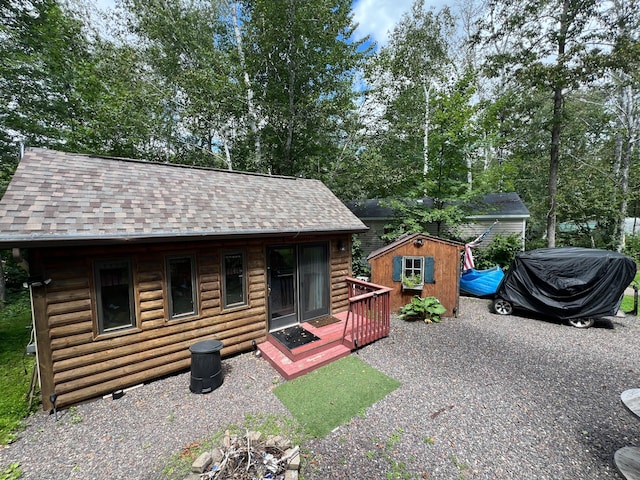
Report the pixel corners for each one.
[0,148,366,246]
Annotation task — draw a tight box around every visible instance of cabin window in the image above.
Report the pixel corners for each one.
[95,259,136,334]
[222,251,247,309]
[166,255,198,319]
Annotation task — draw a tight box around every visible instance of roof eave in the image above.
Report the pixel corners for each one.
[0,226,369,249]
[465,214,530,220]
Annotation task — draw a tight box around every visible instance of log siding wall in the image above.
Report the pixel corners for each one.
[30,236,352,410]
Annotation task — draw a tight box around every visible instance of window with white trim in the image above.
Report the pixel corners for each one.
[403,256,424,285]
[392,255,435,284]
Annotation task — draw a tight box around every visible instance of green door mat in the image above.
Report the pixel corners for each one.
[273,355,401,437]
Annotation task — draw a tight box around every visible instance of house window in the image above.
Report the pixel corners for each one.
[392,255,435,284]
[95,259,135,334]
[403,256,424,285]
[166,255,197,319]
[222,251,246,309]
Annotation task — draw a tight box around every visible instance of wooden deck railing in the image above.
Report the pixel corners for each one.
[343,277,393,348]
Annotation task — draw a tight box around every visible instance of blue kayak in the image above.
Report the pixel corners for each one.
[460,266,504,297]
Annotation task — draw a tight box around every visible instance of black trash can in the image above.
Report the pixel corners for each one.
[189,339,224,394]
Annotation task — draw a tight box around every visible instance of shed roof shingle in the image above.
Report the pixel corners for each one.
[0,148,366,247]
[367,232,463,261]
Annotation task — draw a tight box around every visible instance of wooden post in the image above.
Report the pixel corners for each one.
[31,283,54,411]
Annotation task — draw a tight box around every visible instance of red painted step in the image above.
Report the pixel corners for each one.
[258,339,351,380]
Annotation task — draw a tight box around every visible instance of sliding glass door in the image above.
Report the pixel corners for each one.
[299,244,329,322]
[267,243,329,332]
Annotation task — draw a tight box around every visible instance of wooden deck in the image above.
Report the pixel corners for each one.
[258,278,392,380]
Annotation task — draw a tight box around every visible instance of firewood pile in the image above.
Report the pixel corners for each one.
[195,430,300,480]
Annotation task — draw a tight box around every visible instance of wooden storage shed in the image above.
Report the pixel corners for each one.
[0,148,367,410]
[367,233,464,316]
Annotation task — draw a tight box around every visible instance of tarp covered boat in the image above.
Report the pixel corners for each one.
[494,247,637,321]
[460,265,504,297]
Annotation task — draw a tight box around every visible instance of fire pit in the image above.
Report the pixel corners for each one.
[191,430,300,479]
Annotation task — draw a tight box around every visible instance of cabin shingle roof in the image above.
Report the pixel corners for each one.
[0,148,366,246]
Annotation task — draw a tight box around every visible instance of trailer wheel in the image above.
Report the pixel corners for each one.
[568,318,595,329]
[493,298,513,315]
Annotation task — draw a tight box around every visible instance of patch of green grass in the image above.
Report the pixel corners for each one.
[68,406,83,424]
[0,291,36,446]
[621,295,635,313]
[368,428,417,479]
[622,271,640,313]
[273,355,401,438]
[0,462,22,480]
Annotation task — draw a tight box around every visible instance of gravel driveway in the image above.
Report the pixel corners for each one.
[2,296,639,479]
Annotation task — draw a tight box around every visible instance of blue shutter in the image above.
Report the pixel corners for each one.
[424,256,435,283]
[392,256,402,281]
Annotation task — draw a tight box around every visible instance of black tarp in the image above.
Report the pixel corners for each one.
[495,247,637,320]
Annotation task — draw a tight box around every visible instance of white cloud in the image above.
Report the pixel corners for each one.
[352,0,451,47]
[351,0,414,47]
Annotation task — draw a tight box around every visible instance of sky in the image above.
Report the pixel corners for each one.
[92,0,448,47]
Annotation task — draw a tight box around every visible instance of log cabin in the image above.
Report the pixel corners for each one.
[0,148,368,410]
[367,233,464,316]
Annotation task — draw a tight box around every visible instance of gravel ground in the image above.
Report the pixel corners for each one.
[2,296,640,480]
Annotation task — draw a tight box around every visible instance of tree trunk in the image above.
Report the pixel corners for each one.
[546,0,570,249]
[611,0,639,252]
[283,0,296,175]
[422,80,431,181]
[221,132,233,170]
[614,83,636,252]
[227,0,263,171]
[547,85,562,249]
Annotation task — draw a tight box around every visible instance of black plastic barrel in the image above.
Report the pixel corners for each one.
[189,339,224,394]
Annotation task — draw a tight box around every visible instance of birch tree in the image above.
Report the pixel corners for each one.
[122,0,242,167]
[371,1,454,184]
[225,0,263,170]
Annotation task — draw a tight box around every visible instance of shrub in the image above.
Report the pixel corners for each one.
[625,234,640,265]
[351,235,370,278]
[398,296,446,323]
[473,234,522,270]
[1,250,28,293]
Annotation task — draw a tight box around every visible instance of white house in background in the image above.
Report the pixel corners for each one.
[347,193,531,259]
